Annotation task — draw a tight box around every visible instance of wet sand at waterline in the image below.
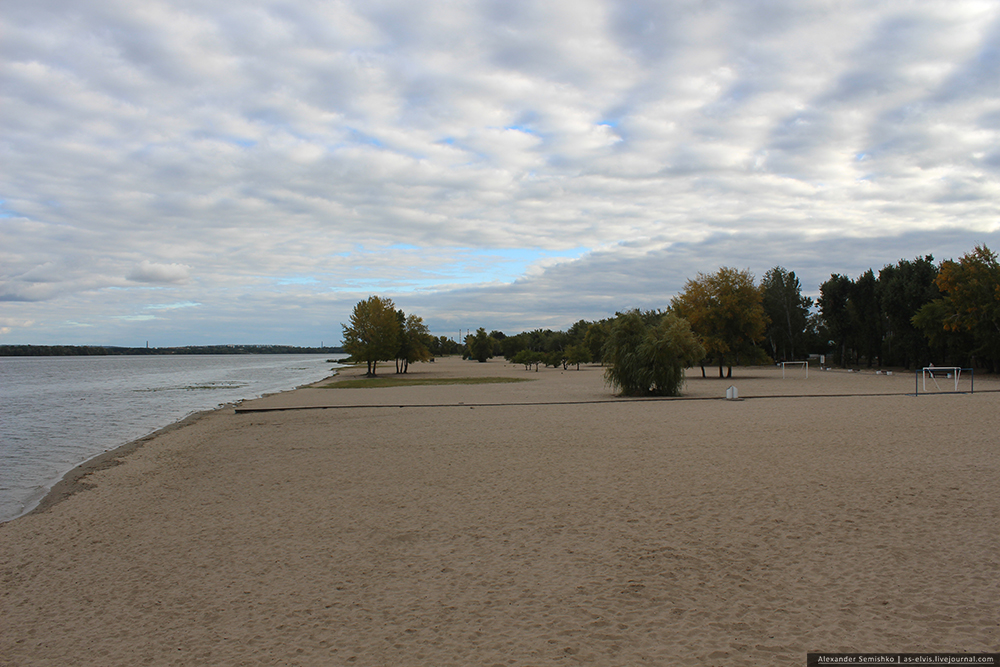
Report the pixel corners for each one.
[2,358,998,666]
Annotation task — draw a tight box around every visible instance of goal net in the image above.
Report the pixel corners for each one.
[917,367,973,394]
[780,361,809,379]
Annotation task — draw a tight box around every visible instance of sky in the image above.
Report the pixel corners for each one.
[3,0,1000,347]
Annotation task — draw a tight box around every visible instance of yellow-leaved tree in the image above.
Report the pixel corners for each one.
[913,244,1000,372]
[342,296,400,376]
[671,267,770,378]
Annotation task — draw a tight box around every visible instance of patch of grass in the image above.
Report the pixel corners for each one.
[321,376,532,389]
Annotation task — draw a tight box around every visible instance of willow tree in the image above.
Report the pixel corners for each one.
[341,296,399,376]
[671,267,769,378]
[603,310,705,396]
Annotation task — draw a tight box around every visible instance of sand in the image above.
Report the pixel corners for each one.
[1,358,998,666]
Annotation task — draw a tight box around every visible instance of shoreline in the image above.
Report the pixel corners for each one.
[2,358,998,665]
[24,406,222,519]
[8,367,341,524]
[13,360,994,522]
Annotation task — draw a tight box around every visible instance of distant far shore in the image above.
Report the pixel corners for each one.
[0,344,345,356]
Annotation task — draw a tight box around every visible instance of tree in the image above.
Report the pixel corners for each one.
[912,298,974,366]
[543,330,569,357]
[501,329,568,363]
[567,319,591,345]
[876,256,938,369]
[342,296,399,376]
[543,349,566,369]
[603,310,705,396]
[913,245,1000,371]
[761,267,812,362]
[818,270,886,368]
[583,321,609,364]
[818,274,853,367]
[849,269,882,367]
[465,328,496,363]
[500,333,528,361]
[671,267,769,378]
[512,349,542,371]
[395,312,432,373]
[488,330,506,357]
[802,311,830,358]
[565,344,592,370]
[393,310,407,373]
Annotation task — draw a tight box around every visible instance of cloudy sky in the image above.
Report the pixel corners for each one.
[3,0,1000,346]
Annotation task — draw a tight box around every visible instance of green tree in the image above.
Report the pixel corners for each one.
[488,330,506,357]
[342,296,399,376]
[912,298,974,365]
[849,269,882,367]
[543,330,569,356]
[543,349,566,368]
[603,310,705,396]
[429,335,460,356]
[395,312,432,373]
[500,333,529,361]
[583,321,609,364]
[512,348,542,371]
[567,319,591,345]
[818,274,853,367]
[671,267,769,378]
[466,328,496,363]
[501,329,566,362]
[565,344,592,370]
[802,311,830,358]
[761,267,812,361]
[877,256,938,369]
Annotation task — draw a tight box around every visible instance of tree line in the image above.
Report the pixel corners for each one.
[341,244,1000,390]
[820,245,1000,373]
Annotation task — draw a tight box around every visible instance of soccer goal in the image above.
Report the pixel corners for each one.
[780,361,809,379]
[916,366,974,395]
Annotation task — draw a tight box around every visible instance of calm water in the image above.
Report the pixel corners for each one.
[0,354,342,522]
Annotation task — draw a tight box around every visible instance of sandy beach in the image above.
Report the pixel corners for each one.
[1,357,998,666]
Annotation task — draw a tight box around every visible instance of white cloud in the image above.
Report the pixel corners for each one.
[0,317,34,335]
[3,0,1000,344]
